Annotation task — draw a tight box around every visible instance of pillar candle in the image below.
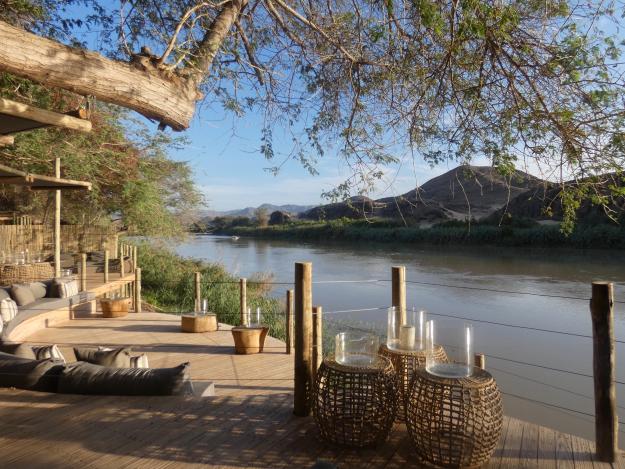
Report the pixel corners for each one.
[400,325,416,349]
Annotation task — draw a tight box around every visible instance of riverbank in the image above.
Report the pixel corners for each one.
[221,218,625,249]
[134,242,287,341]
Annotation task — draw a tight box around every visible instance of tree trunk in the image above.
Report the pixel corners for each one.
[0,0,247,131]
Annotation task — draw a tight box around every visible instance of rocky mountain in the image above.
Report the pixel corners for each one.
[202,203,313,220]
[301,166,545,224]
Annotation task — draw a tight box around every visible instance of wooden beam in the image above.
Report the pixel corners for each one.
[0,21,198,130]
[0,98,91,133]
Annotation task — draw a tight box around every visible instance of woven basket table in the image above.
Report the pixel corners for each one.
[181,314,218,333]
[312,355,398,447]
[100,297,131,318]
[0,262,54,285]
[406,368,503,468]
[231,326,269,354]
[379,343,447,422]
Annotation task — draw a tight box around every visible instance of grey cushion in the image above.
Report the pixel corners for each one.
[32,344,66,363]
[29,282,47,300]
[0,288,10,301]
[52,278,79,299]
[0,343,37,359]
[0,351,62,392]
[10,284,36,306]
[58,361,192,396]
[73,347,132,367]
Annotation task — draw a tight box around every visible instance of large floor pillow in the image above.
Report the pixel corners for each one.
[0,351,63,392]
[0,343,37,359]
[58,361,192,396]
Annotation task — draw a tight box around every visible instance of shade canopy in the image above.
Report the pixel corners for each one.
[0,162,91,191]
[0,98,92,135]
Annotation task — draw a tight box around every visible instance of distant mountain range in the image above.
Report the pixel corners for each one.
[200,166,623,226]
[200,203,313,220]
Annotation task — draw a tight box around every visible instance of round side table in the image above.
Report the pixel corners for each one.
[312,355,397,447]
[231,326,269,354]
[379,343,447,421]
[100,297,130,318]
[181,314,218,333]
[406,368,503,468]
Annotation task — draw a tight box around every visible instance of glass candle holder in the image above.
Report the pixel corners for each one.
[335,332,379,367]
[425,319,474,378]
[251,307,261,326]
[398,308,427,351]
[387,306,399,350]
[201,299,208,315]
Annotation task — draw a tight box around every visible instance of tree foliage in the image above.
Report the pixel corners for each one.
[1,0,624,231]
[0,74,203,235]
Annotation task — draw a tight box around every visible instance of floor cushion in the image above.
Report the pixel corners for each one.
[57,361,192,396]
[0,351,62,392]
[0,343,37,359]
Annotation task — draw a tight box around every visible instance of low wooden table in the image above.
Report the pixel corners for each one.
[100,297,130,318]
[181,314,218,333]
[231,326,269,354]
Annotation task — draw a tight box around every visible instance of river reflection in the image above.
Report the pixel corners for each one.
[173,235,625,443]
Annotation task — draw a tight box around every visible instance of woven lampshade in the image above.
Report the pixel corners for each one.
[406,367,503,468]
[312,355,397,447]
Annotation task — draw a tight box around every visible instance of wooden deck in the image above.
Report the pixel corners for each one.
[1,310,622,468]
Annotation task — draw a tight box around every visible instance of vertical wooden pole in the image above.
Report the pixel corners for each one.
[113,234,119,259]
[312,305,323,380]
[392,265,406,329]
[475,353,486,370]
[104,249,109,284]
[590,281,618,462]
[80,253,87,292]
[54,158,61,278]
[134,268,142,313]
[240,278,247,325]
[132,245,138,272]
[286,289,294,354]
[120,245,125,278]
[294,261,313,417]
[194,271,201,312]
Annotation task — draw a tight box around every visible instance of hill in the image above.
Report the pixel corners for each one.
[301,166,544,224]
[202,203,313,220]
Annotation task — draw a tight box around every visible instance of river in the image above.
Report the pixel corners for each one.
[173,234,625,443]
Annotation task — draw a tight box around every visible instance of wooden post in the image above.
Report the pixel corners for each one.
[54,158,61,278]
[590,281,618,462]
[194,271,201,312]
[294,261,313,417]
[80,253,87,292]
[104,249,109,284]
[392,265,406,329]
[240,278,247,325]
[120,244,125,278]
[134,268,142,313]
[286,289,294,354]
[312,305,323,379]
[113,234,119,259]
[475,353,486,370]
[132,245,138,272]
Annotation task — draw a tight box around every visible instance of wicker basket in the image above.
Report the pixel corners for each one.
[379,343,448,422]
[406,368,503,468]
[312,355,397,447]
[0,262,54,285]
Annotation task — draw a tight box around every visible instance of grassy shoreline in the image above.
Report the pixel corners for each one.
[221,218,625,249]
[134,242,288,341]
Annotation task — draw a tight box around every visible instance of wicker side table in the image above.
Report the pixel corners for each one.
[379,343,447,422]
[100,297,131,318]
[406,368,503,468]
[312,355,397,447]
[181,314,218,333]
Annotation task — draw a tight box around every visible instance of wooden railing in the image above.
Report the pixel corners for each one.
[0,224,117,255]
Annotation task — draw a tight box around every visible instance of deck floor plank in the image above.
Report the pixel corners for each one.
[0,309,618,468]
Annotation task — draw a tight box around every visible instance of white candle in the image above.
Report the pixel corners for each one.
[400,325,416,350]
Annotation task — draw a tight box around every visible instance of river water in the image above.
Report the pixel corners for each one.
[173,234,625,443]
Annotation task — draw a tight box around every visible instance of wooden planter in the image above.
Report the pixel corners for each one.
[181,314,218,333]
[231,326,269,354]
[100,297,130,318]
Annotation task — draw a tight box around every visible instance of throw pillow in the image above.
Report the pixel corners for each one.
[57,361,192,396]
[10,284,36,307]
[73,346,132,367]
[29,282,47,300]
[0,288,10,301]
[130,354,149,369]
[53,278,79,298]
[0,298,18,323]
[0,343,37,359]
[32,344,66,363]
